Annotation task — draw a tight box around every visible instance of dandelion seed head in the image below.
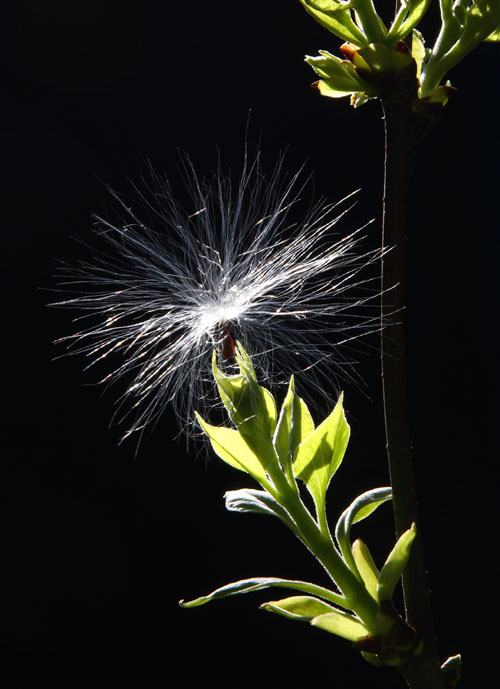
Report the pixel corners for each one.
[53,151,386,443]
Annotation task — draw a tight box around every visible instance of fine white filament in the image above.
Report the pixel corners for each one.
[54,153,385,440]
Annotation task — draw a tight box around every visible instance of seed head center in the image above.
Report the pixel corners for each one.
[197,292,244,334]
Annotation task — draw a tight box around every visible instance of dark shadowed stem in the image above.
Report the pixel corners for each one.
[381,96,444,689]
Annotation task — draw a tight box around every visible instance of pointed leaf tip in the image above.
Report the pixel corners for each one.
[273,375,314,478]
[335,487,392,579]
[180,577,350,610]
[377,523,417,602]
[260,595,338,622]
[352,539,379,602]
[293,393,350,516]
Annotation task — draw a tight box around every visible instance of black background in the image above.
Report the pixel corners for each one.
[2,1,497,686]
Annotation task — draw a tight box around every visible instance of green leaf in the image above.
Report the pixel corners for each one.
[377,523,417,602]
[273,376,314,480]
[299,0,368,46]
[485,25,500,41]
[179,576,350,610]
[212,358,248,423]
[335,487,392,577]
[387,0,431,42]
[212,345,277,436]
[420,0,500,95]
[313,80,361,100]
[195,413,268,484]
[210,343,280,477]
[260,595,338,621]
[352,538,379,601]
[224,488,300,537]
[293,393,350,518]
[457,1,500,49]
[305,51,375,97]
[412,28,426,78]
[311,609,368,641]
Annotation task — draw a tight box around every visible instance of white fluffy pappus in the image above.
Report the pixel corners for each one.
[53,153,386,442]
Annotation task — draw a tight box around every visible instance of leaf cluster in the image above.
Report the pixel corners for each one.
[299,1,500,107]
[182,344,423,668]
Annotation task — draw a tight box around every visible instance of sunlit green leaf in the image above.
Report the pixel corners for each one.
[299,0,368,46]
[412,28,426,78]
[179,576,349,609]
[351,494,392,525]
[485,25,500,41]
[209,343,279,475]
[195,413,268,483]
[260,595,338,621]
[377,523,417,602]
[420,0,500,95]
[335,487,392,576]
[212,345,277,436]
[212,354,247,422]
[293,393,350,518]
[313,80,359,99]
[224,488,300,537]
[352,538,379,601]
[273,376,314,479]
[457,1,500,49]
[305,51,374,97]
[311,609,368,641]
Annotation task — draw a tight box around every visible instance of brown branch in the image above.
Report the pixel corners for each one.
[381,94,444,689]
